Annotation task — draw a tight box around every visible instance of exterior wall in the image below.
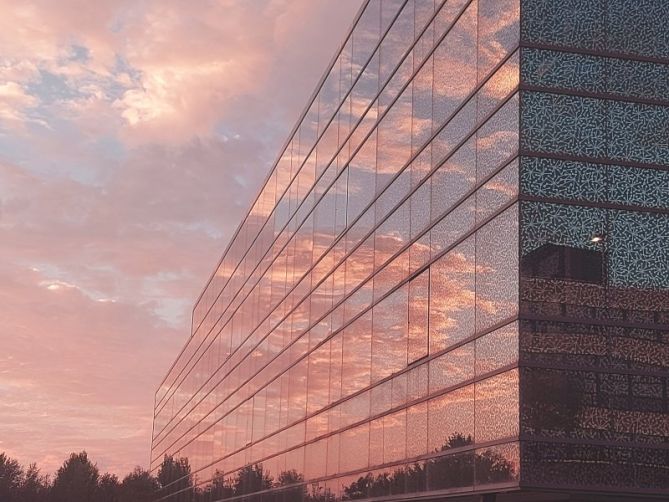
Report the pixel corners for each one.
[519,0,669,496]
[152,0,523,500]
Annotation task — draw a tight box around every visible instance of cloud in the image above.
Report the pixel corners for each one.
[0,81,42,126]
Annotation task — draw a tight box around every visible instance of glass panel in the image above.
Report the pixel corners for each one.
[476,93,519,183]
[406,401,428,458]
[609,210,669,290]
[475,205,519,332]
[407,362,429,401]
[428,343,475,393]
[384,409,407,463]
[376,86,412,192]
[352,0,382,81]
[521,92,606,159]
[477,0,519,80]
[369,417,384,467]
[340,423,370,472]
[476,158,518,224]
[412,55,433,153]
[520,0,605,51]
[348,134,377,225]
[307,344,331,415]
[342,312,372,397]
[475,442,519,485]
[474,369,519,443]
[428,385,475,452]
[408,270,430,363]
[475,321,518,375]
[372,286,408,382]
[478,50,519,122]
[429,238,475,353]
[427,449,475,490]
[431,138,476,221]
[305,438,327,480]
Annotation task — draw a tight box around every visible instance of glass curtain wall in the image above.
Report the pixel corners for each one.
[152,0,522,501]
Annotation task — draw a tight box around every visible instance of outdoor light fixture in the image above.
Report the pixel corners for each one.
[591,234,605,243]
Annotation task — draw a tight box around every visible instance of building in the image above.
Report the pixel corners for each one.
[151,1,669,500]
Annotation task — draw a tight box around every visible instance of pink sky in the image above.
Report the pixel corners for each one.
[0,0,362,476]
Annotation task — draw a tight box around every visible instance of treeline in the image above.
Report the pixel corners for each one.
[1,434,515,502]
[0,451,157,502]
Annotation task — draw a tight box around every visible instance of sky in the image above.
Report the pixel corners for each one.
[0,0,363,477]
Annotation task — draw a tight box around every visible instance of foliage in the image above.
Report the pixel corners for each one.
[0,452,25,501]
[157,455,193,501]
[0,451,158,502]
[119,467,159,502]
[50,452,99,502]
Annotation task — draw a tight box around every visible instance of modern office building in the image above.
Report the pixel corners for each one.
[151,0,669,500]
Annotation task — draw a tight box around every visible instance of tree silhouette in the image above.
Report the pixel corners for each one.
[232,463,273,496]
[18,463,50,502]
[440,432,473,451]
[474,448,516,484]
[119,467,158,502]
[0,451,163,502]
[50,451,99,502]
[275,469,307,501]
[96,473,120,502]
[342,473,374,500]
[157,455,193,501]
[0,453,24,501]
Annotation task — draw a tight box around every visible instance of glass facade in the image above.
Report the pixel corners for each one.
[151,1,668,500]
[518,0,669,496]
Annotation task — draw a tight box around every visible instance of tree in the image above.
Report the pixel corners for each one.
[232,464,272,496]
[97,473,120,502]
[119,467,159,502]
[19,463,50,502]
[0,453,24,501]
[50,451,100,502]
[157,455,193,501]
[275,469,306,501]
[205,470,233,501]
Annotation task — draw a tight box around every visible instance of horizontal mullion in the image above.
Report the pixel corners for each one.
[518,313,669,333]
[519,151,669,174]
[519,41,669,67]
[518,194,669,215]
[520,83,669,109]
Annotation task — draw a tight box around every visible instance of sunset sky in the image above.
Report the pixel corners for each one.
[0,0,363,476]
